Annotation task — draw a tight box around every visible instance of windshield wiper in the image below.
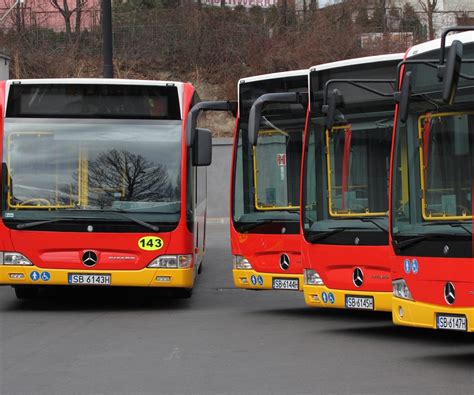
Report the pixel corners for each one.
[422,221,472,235]
[16,218,71,230]
[14,209,161,232]
[393,233,447,251]
[332,216,388,233]
[306,226,366,243]
[100,209,160,232]
[15,216,100,230]
[358,218,389,233]
[237,218,296,233]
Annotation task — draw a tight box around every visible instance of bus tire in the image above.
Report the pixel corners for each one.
[198,261,203,274]
[175,288,193,299]
[14,286,39,300]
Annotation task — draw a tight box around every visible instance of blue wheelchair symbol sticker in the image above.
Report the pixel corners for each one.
[412,259,419,274]
[250,275,257,285]
[40,272,51,282]
[321,292,328,304]
[30,271,40,282]
[328,292,335,304]
[404,259,411,274]
[257,276,264,286]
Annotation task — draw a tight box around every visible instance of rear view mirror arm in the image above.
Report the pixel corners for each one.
[248,92,308,146]
[186,101,237,147]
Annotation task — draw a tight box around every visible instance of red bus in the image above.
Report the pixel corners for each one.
[391,29,474,331]
[231,71,308,291]
[0,78,214,299]
[300,54,403,311]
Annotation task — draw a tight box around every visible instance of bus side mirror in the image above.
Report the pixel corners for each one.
[248,92,307,146]
[186,101,236,147]
[322,89,341,131]
[397,71,412,124]
[441,40,463,105]
[193,128,212,167]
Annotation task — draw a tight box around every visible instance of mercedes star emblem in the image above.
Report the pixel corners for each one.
[280,254,290,271]
[82,250,98,267]
[444,282,456,305]
[353,267,364,287]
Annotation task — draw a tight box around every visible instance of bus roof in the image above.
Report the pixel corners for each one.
[238,69,307,85]
[310,53,404,73]
[406,30,474,58]
[5,78,188,119]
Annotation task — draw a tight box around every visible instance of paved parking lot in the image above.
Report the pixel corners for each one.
[1,223,473,394]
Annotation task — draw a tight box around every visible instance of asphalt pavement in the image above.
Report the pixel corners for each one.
[1,223,473,395]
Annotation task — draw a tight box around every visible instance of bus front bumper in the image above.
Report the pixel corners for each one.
[0,266,195,288]
[303,285,392,312]
[233,269,303,291]
[392,297,474,332]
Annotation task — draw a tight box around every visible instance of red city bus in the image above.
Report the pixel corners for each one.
[300,54,403,311]
[231,71,308,291]
[391,28,474,331]
[0,78,214,299]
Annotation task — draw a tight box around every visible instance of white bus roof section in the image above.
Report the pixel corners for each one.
[310,53,404,73]
[237,69,308,116]
[5,78,187,119]
[406,30,474,58]
[238,69,308,85]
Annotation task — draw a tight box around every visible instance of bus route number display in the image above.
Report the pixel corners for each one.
[138,236,164,251]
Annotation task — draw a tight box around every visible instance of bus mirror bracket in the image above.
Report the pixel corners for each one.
[248,92,307,146]
[322,89,342,131]
[193,128,212,167]
[397,71,412,124]
[439,40,463,104]
[186,101,237,147]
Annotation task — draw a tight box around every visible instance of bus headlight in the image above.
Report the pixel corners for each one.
[304,269,324,285]
[0,252,33,266]
[233,255,252,270]
[147,255,193,269]
[392,279,413,300]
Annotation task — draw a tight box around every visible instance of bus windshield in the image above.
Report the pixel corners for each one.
[233,75,307,231]
[2,119,182,226]
[303,74,396,240]
[326,122,391,217]
[392,45,474,238]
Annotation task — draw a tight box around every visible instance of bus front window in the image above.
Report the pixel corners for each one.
[391,46,474,241]
[326,123,391,217]
[254,130,299,210]
[420,112,473,220]
[3,120,182,225]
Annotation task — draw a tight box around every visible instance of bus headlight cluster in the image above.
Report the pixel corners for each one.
[304,269,324,285]
[392,279,413,300]
[147,255,192,269]
[233,255,253,270]
[0,252,33,266]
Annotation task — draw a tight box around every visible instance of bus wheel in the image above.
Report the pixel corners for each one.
[14,286,39,300]
[174,288,193,299]
[198,262,203,274]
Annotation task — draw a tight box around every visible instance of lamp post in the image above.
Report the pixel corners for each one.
[102,0,113,78]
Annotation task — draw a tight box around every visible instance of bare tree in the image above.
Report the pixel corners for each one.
[49,0,88,40]
[418,0,437,40]
[87,149,174,208]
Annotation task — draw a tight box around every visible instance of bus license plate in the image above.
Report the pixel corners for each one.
[436,314,467,331]
[68,274,111,286]
[272,278,299,290]
[345,295,374,310]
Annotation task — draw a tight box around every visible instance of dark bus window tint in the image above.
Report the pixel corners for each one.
[6,84,181,120]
